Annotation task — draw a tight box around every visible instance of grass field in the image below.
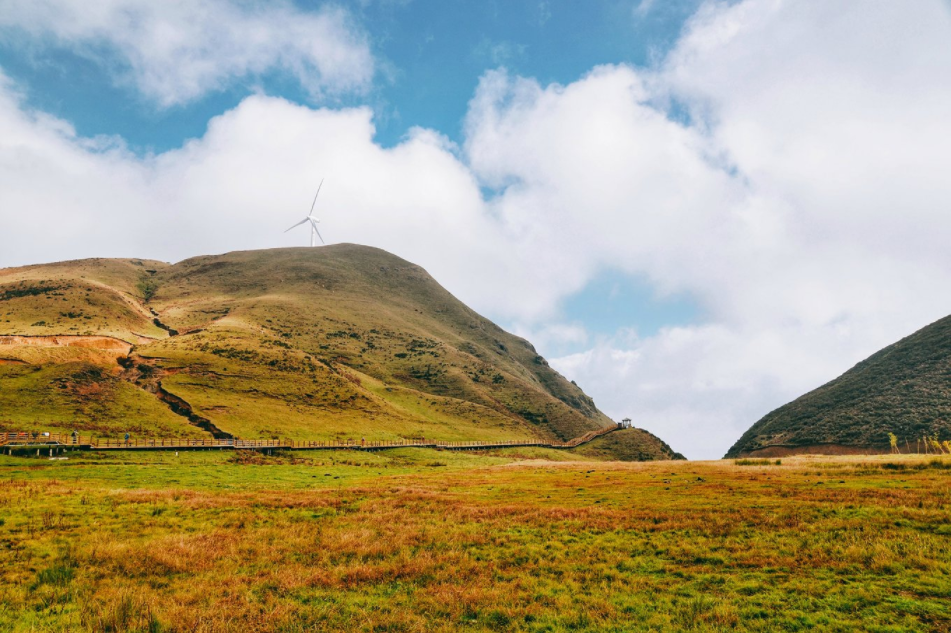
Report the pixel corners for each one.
[1,451,949,632]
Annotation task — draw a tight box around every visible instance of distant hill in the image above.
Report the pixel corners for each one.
[726,316,951,457]
[0,245,676,459]
[570,427,685,461]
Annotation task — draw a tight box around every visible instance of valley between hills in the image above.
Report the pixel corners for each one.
[1,246,950,632]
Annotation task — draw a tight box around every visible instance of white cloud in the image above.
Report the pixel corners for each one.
[0,0,374,106]
[2,0,951,459]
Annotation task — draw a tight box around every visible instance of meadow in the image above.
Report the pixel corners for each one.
[1,449,949,632]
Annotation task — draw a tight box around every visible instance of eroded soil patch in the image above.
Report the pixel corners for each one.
[0,335,132,353]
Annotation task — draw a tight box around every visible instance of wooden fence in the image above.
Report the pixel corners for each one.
[0,432,93,446]
[1,424,620,453]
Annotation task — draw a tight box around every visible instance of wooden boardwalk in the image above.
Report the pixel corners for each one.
[1,425,618,455]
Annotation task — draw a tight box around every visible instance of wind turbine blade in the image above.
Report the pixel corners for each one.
[308,178,324,217]
[284,217,310,232]
[309,218,325,244]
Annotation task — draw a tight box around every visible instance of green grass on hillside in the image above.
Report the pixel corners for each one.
[0,246,633,450]
[0,362,207,437]
[147,246,613,440]
[570,427,686,461]
[0,258,168,341]
[728,315,951,457]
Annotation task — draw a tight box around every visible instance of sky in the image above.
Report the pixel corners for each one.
[1,0,951,459]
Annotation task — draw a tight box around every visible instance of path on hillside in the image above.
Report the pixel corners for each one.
[0,335,232,438]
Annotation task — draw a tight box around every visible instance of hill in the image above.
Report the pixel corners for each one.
[726,315,951,457]
[570,427,685,461]
[0,245,674,455]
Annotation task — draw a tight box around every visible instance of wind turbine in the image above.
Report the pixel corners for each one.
[285,179,325,246]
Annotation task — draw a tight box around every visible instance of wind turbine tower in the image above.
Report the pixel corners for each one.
[285,179,326,246]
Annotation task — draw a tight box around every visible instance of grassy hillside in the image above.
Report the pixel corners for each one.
[0,246,635,447]
[0,257,168,341]
[727,315,951,457]
[570,427,686,461]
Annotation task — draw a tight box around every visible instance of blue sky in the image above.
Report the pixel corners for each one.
[2,0,950,458]
[0,1,702,150]
[347,0,704,147]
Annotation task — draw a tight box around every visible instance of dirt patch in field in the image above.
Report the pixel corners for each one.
[0,335,132,354]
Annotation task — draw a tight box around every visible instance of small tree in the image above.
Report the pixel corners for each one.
[136,276,158,301]
[888,432,899,454]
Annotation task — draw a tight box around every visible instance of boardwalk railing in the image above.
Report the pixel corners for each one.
[556,425,618,448]
[1,424,620,453]
[1,432,95,446]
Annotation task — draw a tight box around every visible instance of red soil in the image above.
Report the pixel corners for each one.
[0,335,132,354]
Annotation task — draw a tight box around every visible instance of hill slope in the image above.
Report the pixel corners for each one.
[726,316,951,457]
[1,245,658,451]
[570,427,685,461]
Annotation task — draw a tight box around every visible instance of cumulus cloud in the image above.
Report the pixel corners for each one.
[464,66,745,319]
[0,0,374,105]
[2,0,951,458]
